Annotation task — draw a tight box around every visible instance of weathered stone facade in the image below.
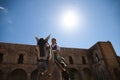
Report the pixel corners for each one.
[0,41,120,80]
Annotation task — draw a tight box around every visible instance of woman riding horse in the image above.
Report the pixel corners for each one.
[35,35,70,80]
[51,38,67,71]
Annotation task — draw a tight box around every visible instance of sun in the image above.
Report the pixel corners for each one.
[62,11,78,27]
[59,10,79,32]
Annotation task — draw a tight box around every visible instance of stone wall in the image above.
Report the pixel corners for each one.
[0,41,120,80]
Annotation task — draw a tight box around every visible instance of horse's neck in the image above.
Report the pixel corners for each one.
[48,47,53,61]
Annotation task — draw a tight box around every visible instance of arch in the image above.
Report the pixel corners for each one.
[113,68,120,80]
[31,69,38,80]
[68,68,81,80]
[98,67,109,80]
[82,68,92,80]
[8,69,27,80]
[0,70,4,80]
[69,56,74,64]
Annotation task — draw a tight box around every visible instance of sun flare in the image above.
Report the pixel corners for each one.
[59,10,79,32]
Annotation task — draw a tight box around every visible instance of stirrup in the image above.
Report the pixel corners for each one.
[61,62,67,67]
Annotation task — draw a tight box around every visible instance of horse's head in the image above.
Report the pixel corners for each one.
[35,35,51,60]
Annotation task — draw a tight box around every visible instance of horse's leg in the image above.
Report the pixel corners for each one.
[47,53,55,76]
[47,59,53,76]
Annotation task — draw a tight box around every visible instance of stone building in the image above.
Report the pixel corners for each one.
[0,41,120,80]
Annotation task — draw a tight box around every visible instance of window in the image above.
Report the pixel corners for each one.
[69,56,74,64]
[82,56,86,64]
[18,54,24,64]
[95,53,100,62]
[0,53,3,63]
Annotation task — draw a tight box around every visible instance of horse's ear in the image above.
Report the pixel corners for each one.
[45,34,50,42]
[35,36,39,42]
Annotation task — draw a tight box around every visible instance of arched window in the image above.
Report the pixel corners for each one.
[82,68,92,80]
[0,70,3,80]
[82,56,86,64]
[0,53,3,63]
[18,54,24,64]
[95,53,100,62]
[69,56,74,64]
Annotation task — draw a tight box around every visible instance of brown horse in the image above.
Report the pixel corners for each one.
[35,35,62,80]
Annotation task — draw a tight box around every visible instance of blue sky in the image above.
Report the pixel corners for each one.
[0,0,120,56]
